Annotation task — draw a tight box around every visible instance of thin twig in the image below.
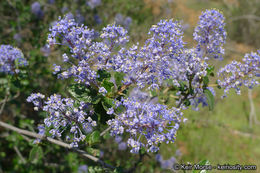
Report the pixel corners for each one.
[126,152,145,173]
[208,84,218,87]
[163,87,169,94]
[197,119,260,139]
[170,94,179,99]
[100,127,111,136]
[0,93,9,115]
[14,146,27,164]
[228,14,260,23]
[0,91,20,104]
[44,162,59,168]
[6,0,21,32]
[248,89,260,128]
[231,129,260,139]
[21,134,32,142]
[0,120,116,170]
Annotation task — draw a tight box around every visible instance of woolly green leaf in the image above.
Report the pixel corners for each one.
[29,146,43,164]
[90,131,101,144]
[68,83,92,103]
[101,80,114,93]
[204,89,214,111]
[101,97,114,111]
[97,69,111,82]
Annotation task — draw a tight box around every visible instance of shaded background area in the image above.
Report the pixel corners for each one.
[0,0,259,172]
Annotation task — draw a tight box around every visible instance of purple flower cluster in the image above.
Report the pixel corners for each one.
[47,15,99,85]
[193,9,226,59]
[40,9,257,153]
[218,51,260,96]
[48,15,131,85]
[87,0,101,9]
[114,19,185,90]
[0,45,28,74]
[107,97,182,153]
[27,93,97,147]
[100,24,129,46]
[160,48,211,109]
[47,16,94,57]
[47,15,186,90]
[98,87,107,96]
[76,12,85,24]
[31,2,44,18]
[155,154,177,169]
[40,45,51,57]
[115,13,132,30]
[34,124,45,144]
[78,165,88,173]
[94,15,102,25]
[114,136,127,151]
[172,48,209,88]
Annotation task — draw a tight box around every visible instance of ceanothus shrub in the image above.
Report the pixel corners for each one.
[26,9,259,153]
[0,45,28,74]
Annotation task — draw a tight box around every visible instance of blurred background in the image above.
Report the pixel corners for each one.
[0,0,260,172]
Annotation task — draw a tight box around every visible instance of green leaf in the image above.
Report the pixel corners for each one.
[103,133,111,140]
[92,95,102,104]
[206,66,214,74]
[21,79,29,86]
[203,76,209,88]
[115,105,125,114]
[85,134,91,144]
[90,131,101,144]
[216,80,221,89]
[86,147,101,157]
[198,159,210,165]
[192,160,211,173]
[97,69,111,82]
[0,78,8,85]
[189,87,194,95]
[150,89,157,97]
[68,83,92,103]
[206,66,215,77]
[101,97,114,111]
[114,72,125,86]
[101,80,114,93]
[29,146,43,164]
[178,81,187,92]
[204,89,214,111]
[184,99,191,106]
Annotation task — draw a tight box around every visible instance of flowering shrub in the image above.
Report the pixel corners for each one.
[27,93,97,147]
[218,51,260,96]
[31,2,44,19]
[1,5,259,172]
[24,9,260,156]
[0,45,28,74]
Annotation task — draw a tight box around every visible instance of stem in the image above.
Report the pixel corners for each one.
[208,84,218,87]
[0,93,9,115]
[0,121,116,170]
[126,152,145,173]
[100,127,111,136]
[116,83,132,95]
[14,146,26,164]
[248,89,260,128]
